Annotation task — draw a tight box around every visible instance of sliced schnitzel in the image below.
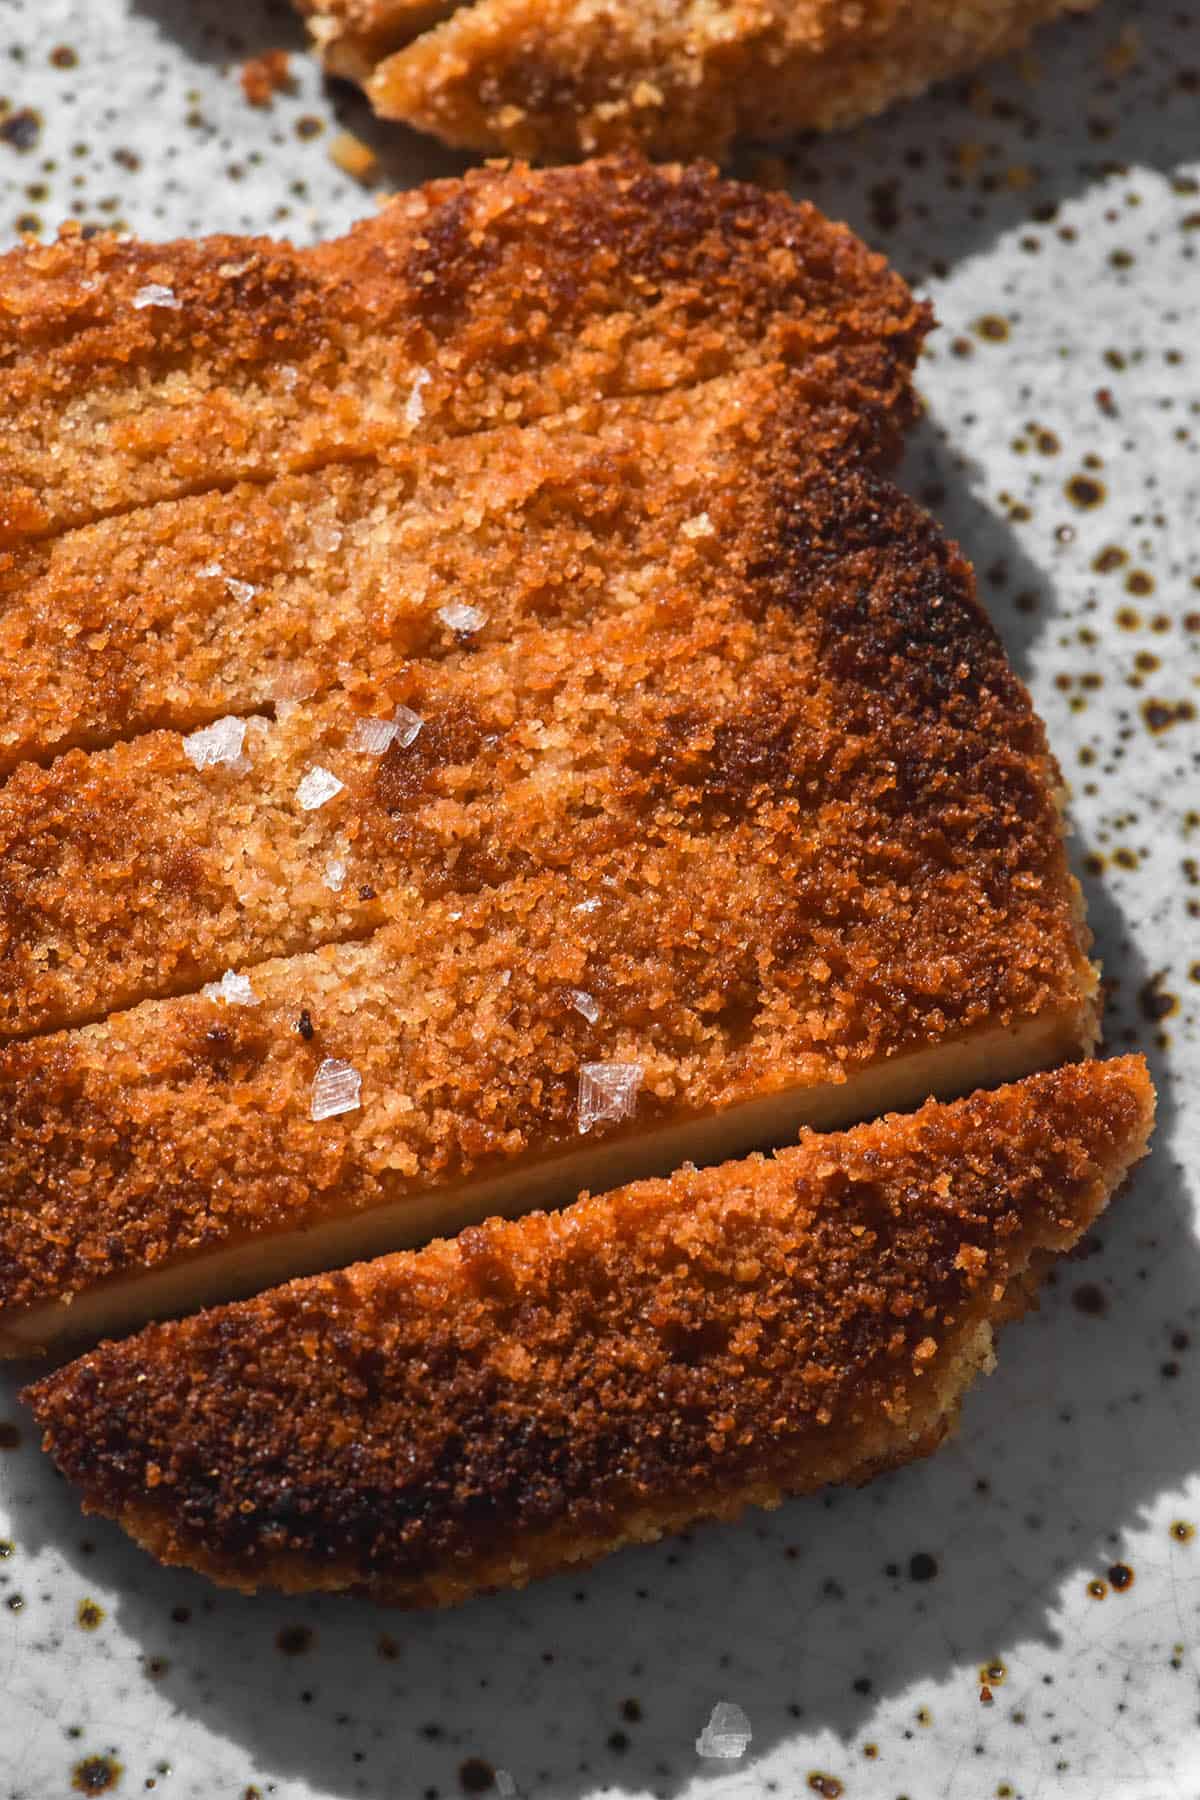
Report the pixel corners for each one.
[0,162,1096,1353]
[24,1057,1154,1605]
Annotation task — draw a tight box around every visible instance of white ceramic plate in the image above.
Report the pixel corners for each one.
[1,3,1197,1796]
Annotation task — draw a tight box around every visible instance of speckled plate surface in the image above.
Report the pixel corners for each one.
[1,3,1198,1797]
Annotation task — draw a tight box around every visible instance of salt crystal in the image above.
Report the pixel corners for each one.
[695,1702,752,1760]
[224,577,257,604]
[323,858,347,892]
[312,521,343,555]
[405,367,431,428]
[197,561,223,579]
[279,363,299,391]
[577,1061,642,1134]
[568,988,600,1024]
[183,715,247,771]
[681,511,716,540]
[391,705,424,749]
[310,1057,362,1122]
[296,765,344,811]
[350,715,400,756]
[437,601,487,636]
[350,704,423,755]
[202,968,258,1007]
[132,282,180,310]
[573,896,602,914]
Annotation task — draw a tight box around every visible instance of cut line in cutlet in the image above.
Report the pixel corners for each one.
[0,414,1092,1054]
[23,1057,1154,1605]
[0,156,926,546]
[0,437,1098,1350]
[0,367,899,779]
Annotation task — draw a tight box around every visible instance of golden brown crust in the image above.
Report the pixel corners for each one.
[24,1057,1154,1604]
[0,367,895,775]
[0,157,924,545]
[361,0,1098,162]
[0,438,1096,1325]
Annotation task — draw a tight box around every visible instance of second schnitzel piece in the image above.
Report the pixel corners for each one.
[299,0,1098,163]
[24,1057,1155,1604]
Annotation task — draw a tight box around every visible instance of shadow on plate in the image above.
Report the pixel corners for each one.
[736,0,1192,285]
[128,0,476,189]
[2,854,1190,1800]
[128,0,307,64]
[134,0,1191,279]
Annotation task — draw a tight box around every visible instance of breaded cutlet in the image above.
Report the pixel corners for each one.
[0,370,1097,1352]
[24,1058,1154,1605]
[296,0,1097,163]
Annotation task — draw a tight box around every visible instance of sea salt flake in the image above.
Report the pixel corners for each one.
[568,988,600,1024]
[391,704,424,749]
[681,511,716,540]
[577,1061,642,1134]
[224,577,257,604]
[350,715,400,755]
[202,969,258,1007]
[405,367,431,428]
[197,561,223,579]
[437,601,488,636]
[573,896,602,914]
[183,715,247,771]
[132,282,180,310]
[312,521,343,555]
[323,858,347,892]
[296,765,344,811]
[350,704,423,755]
[696,1702,752,1760]
[310,1058,362,1122]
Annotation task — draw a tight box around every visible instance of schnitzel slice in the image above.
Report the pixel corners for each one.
[0,367,896,777]
[355,0,1095,162]
[24,1057,1154,1604]
[0,157,923,545]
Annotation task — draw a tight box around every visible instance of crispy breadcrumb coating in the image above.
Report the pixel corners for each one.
[0,368,1087,1047]
[24,1058,1154,1605]
[0,157,923,544]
